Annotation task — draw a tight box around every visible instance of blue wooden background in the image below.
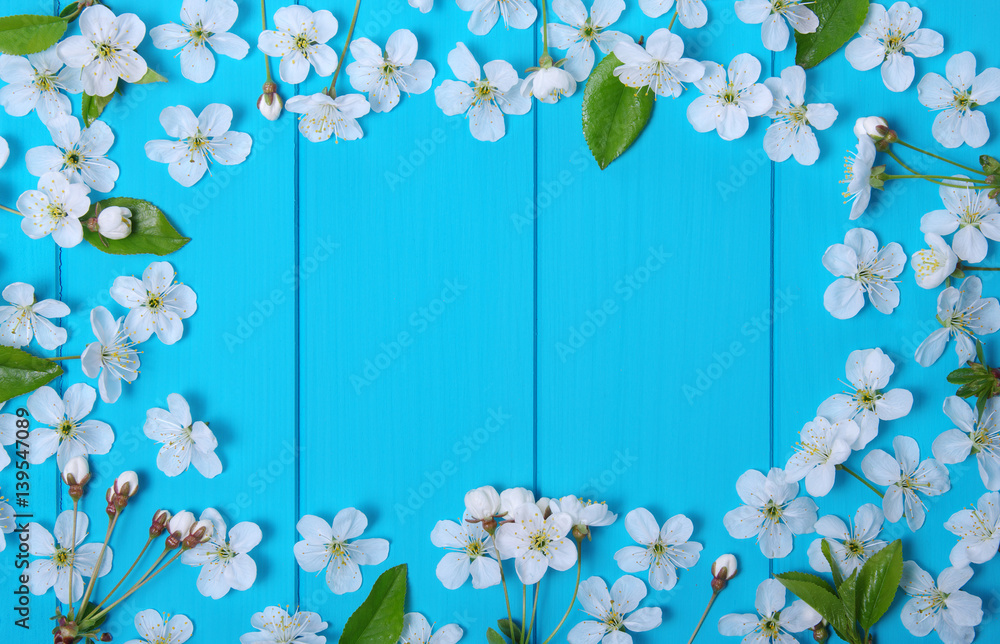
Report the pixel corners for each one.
[2,0,999,642]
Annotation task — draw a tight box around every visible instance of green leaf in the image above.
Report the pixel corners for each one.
[839,570,860,641]
[821,540,844,589]
[339,564,407,644]
[135,68,168,84]
[59,3,79,19]
[486,629,506,644]
[82,89,118,127]
[857,540,903,632]
[977,339,986,365]
[582,52,654,170]
[776,572,854,643]
[0,15,68,55]
[82,198,190,256]
[497,619,521,642]
[0,346,62,403]
[947,368,980,385]
[794,0,870,69]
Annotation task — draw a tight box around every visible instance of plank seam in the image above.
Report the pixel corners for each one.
[768,49,776,581]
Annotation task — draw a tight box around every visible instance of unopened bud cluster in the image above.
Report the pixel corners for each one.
[164,510,214,549]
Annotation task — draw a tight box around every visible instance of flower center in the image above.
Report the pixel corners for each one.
[854,388,880,410]
[759,616,781,637]
[57,419,75,438]
[604,607,625,631]
[327,539,349,559]
[777,105,808,125]
[189,22,212,45]
[52,546,74,567]
[953,90,976,113]
[473,81,495,100]
[763,500,784,522]
[721,83,739,105]
[884,31,907,54]
[844,538,865,558]
[46,202,67,221]
[528,529,551,555]
[186,132,210,152]
[579,20,599,42]
[94,41,117,60]
[216,543,237,562]
[959,205,985,228]
[33,71,55,92]
[146,293,165,311]
[64,149,82,169]
[293,34,315,53]
[913,249,946,279]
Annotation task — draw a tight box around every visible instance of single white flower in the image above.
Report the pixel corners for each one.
[0,499,14,550]
[763,65,838,165]
[151,0,249,83]
[918,51,1000,148]
[143,393,222,478]
[911,233,959,290]
[547,0,629,82]
[945,491,1000,567]
[26,510,113,603]
[346,29,435,113]
[933,396,1000,491]
[862,435,951,532]
[718,578,820,643]
[257,5,338,84]
[464,485,501,521]
[434,43,531,142]
[638,0,707,29]
[286,93,371,143]
[920,180,1000,263]
[784,416,860,496]
[495,504,576,584]
[110,261,198,344]
[144,103,252,187]
[457,0,537,36]
[522,66,577,104]
[735,0,819,51]
[125,610,193,644]
[899,563,983,644]
[181,508,261,598]
[430,513,501,589]
[613,28,703,99]
[915,277,1000,367]
[293,509,389,595]
[840,136,878,220]
[240,606,328,644]
[549,495,617,537]
[567,575,662,644]
[398,613,463,644]
[96,205,132,240]
[844,1,943,93]
[56,5,148,97]
[723,468,818,559]
[818,347,912,450]
[25,384,113,470]
[807,503,887,576]
[0,46,82,124]
[17,172,91,248]
[687,54,773,141]
[822,228,906,319]
[81,306,141,404]
[613,508,701,590]
[0,282,69,350]
[26,114,118,192]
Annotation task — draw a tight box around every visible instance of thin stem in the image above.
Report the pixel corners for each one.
[962,265,1000,272]
[93,536,154,612]
[895,139,988,175]
[686,590,720,644]
[49,355,81,361]
[328,0,361,97]
[885,151,991,187]
[668,9,678,30]
[497,553,517,641]
[78,513,118,617]
[540,0,549,56]
[260,0,273,83]
[89,550,183,623]
[92,546,169,614]
[524,582,540,644]
[521,584,527,644]
[882,174,990,189]
[837,464,884,498]
[67,500,79,618]
[0,204,19,214]
[540,538,583,644]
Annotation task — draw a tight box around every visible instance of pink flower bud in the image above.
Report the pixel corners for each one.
[150,509,172,536]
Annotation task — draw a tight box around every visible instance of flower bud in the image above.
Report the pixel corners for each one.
[62,456,90,487]
[115,471,139,498]
[536,496,551,518]
[812,619,830,643]
[183,518,214,548]
[853,116,889,140]
[150,509,172,537]
[464,485,501,521]
[167,510,196,547]
[499,487,536,515]
[257,81,283,121]
[96,206,132,240]
[711,554,738,591]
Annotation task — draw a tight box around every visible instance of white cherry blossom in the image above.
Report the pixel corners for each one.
[862,435,950,531]
[57,5,148,97]
[110,261,197,344]
[613,28,703,99]
[915,277,1000,367]
[0,282,69,350]
[547,0,629,82]
[723,468,818,559]
[763,65,838,165]
[26,510,113,603]
[614,508,701,590]
[17,172,91,248]
[495,503,576,584]
[918,52,1000,149]
[398,613,463,644]
[567,575,662,644]
[347,30,434,113]
[26,114,118,192]
[735,0,818,52]
[257,5,338,84]
[807,504,887,576]
[945,491,999,567]
[125,610,193,644]
[899,563,982,644]
[822,228,906,319]
[25,384,114,470]
[911,232,958,290]
[718,579,820,643]
[81,306,139,404]
[687,54,773,141]
[920,180,1000,263]
[434,43,531,143]
[638,0,707,29]
[181,508,260,598]
[293,509,389,595]
[784,416,860,496]
[457,0,537,36]
[144,393,221,478]
[145,103,252,187]
[0,47,82,123]
[934,396,1000,491]
[844,2,943,93]
[841,136,878,219]
[151,0,249,83]
[240,606,328,644]
[286,93,371,143]
[521,66,577,104]
[549,495,616,537]
[430,513,501,589]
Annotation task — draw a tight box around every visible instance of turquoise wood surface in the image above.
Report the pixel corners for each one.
[1,1,999,643]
